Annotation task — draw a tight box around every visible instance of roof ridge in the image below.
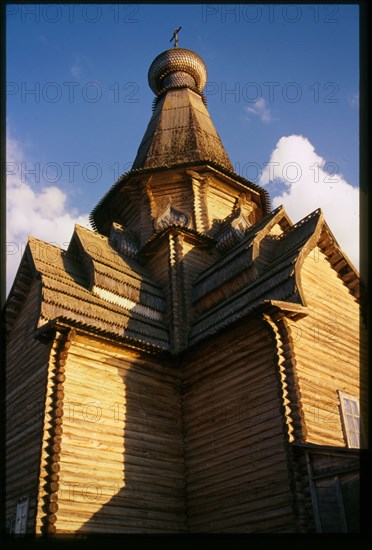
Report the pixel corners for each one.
[278,208,322,239]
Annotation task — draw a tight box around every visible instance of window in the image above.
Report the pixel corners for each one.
[338,392,360,448]
[14,497,28,534]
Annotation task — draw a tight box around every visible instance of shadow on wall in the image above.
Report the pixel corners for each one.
[56,344,186,535]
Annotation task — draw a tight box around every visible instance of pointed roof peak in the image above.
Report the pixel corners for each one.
[131,87,233,172]
[131,43,234,172]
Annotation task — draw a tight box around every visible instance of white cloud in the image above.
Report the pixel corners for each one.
[260,135,359,268]
[6,132,91,295]
[245,98,273,124]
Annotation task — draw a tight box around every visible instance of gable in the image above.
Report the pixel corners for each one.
[286,246,364,447]
[5,249,38,336]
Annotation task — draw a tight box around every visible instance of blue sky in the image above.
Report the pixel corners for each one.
[6,4,359,292]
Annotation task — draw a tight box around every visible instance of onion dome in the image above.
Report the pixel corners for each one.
[148,48,207,96]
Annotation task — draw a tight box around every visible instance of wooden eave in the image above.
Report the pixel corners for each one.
[259,300,309,320]
[189,209,331,345]
[90,162,271,234]
[291,441,360,455]
[189,261,299,346]
[193,205,291,302]
[35,318,170,355]
[4,242,42,334]
[190,206,360,347]
[139,225,216,259]
[72,224,166,294]
[25,233,170,351]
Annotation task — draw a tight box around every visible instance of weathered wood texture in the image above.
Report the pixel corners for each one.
[35,329,74,535]
[181,237,218,327]
[131,88,234,173]
[5,279,52,533]
[206,180,239,231]
[182,318,297,533]
[295,446,360,533]
[288,247,365,446]
[54,334,186,534]
[143,231,217,353]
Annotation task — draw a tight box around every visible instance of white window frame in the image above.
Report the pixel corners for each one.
[14,496,29,535]
[338,391,360,449]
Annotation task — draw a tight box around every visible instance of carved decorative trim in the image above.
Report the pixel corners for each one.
[37,328,75,536]
[262,313,310,532]
[154,201,190,232]
[143,177,156,221]
[109,222,139,259]
[216,207,251,251]
[186,170,210,233]
[168,232,187,354]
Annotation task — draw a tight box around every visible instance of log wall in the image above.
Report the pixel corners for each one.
[206,180,237,231]
[54,333,186,534]
[181,237,219,327]
[5,280,52,533]
[289,247,366,446]
[182,317,297,533]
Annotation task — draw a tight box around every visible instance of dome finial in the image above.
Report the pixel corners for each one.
[170,26,182,48]
[148,47,207,96]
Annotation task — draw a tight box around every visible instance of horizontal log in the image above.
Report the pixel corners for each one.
[186,456,289,496]
[182,353,276,401]
[189,511,294,533]
[62,430,182,458]
[59,451,183,477]
[188,490,292,521]
[6,364,49,402]
[6,447,44,477]
[183,331,271,382]
[58,436,182,464]
[58,498,185,524]
[47,502,58,514]
[183,382,281,427]
[185,425,285,463]
[61,383,181,421]
[70,339,176,380]
[184,410,285,452]
[57,491,185,516]
[57,518,185,534]
[58,469,184,494]
[303,263,359,305]
[6,418,45,448]
[65,357,179,398]
[48,513,57,524]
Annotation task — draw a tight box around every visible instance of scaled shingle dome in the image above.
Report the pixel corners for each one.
[148,48,208,95]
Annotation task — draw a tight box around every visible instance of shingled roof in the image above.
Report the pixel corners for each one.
[90,47,271,235]
[6,227,170,352]
[5,42,360,356]
[5,203,359,355]
[189,207,359,346]
[132,88,233,172]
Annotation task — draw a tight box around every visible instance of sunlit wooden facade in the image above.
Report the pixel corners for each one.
[5,45,364,535]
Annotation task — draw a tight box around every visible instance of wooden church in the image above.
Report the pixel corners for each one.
[5,41,365,535]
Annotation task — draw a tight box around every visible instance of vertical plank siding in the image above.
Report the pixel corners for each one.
[288,247,365,446]
[55,334,186,533]
[182,318,297,533]
[5,280,52,533]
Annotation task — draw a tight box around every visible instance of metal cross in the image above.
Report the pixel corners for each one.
[170,26,182,48]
